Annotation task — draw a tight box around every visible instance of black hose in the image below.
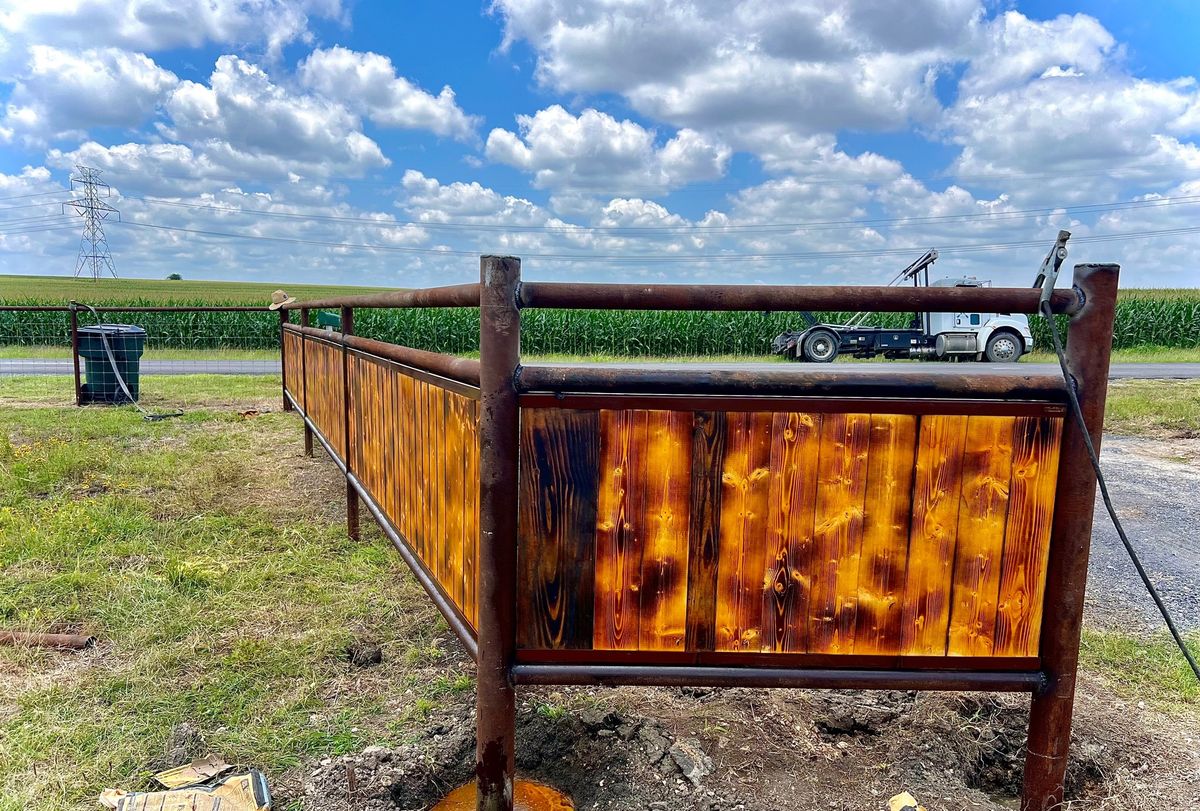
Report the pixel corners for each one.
[1040,300,1200,683]
[77,303,184,422]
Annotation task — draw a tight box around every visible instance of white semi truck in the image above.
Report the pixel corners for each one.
[771,233,1069,363]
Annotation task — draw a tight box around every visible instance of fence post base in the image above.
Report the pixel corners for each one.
[303,425,314,457]
[433,779,573,810]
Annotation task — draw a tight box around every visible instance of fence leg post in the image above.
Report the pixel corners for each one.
[69,301,82,406]
[280,308,292,412]
[341,306,360,542]
[1021,263,1119,811]
[474,255,521,811]
[301,307,313,458]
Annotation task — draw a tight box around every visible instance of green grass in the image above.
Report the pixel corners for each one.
[1081,628,1200,711]
[1103,379,1200,436]
[0,376,464,810]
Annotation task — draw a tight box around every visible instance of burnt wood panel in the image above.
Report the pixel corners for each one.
[637,410,693,651]
[684,411,725,652]
[901,415,969,656]
[594,409,646,650]
[714,412,774,652]
[948,416,1016,656]
[318,346,481,630]
[854,414,918,655]
[808,413,871,654]
[511,400,1063,669]
[994,416,1064,657]
[762,412,821,653]
[517,409,600,650]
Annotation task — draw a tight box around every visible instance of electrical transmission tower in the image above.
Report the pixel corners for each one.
[64,165,119,280]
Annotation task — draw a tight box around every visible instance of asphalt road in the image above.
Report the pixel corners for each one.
[2,358,1200,378]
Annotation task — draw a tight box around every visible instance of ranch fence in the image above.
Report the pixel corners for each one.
[0,304,283,392]
[279,256,1118,811]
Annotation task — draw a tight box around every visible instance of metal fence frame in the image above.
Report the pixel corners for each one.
[0,303,285,403]
[283,257,1116,811]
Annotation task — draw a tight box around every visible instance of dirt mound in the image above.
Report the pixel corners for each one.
[282,683,1199,810]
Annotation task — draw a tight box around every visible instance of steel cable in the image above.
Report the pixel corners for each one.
[1040,299,1200,684]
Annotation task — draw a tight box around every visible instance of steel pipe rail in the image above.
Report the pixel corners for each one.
[516,363,1069,401]
[281,283,481,311]
[517,281,1083,314]
[511,664,1044,692]
[286,324,481,387]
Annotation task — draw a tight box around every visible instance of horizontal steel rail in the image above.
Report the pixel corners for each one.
[287,324,481,387]
[281,283,481,311]
[517,281,1083,314]
[511,664,1045,692]
[516,363,1068,400]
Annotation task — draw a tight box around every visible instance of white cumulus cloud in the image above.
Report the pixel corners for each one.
[298,46,478,142]
[485,105,729,192]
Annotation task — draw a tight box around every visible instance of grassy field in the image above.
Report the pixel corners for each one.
[0,376,469,810]
[0,375,1196,810]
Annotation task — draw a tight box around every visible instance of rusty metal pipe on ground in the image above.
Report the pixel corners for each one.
[0,631,96,649]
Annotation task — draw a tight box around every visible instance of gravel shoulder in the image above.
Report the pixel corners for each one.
[1086,434,1200,633]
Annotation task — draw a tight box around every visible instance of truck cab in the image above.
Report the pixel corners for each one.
[923,277,1034,362]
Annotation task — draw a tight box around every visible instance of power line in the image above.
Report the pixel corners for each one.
[121,192,1200,236]
[65,166,119,280]
[116,218,1200,263]
[0,188,70,203]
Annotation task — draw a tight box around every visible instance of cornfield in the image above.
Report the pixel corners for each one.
[1,289,1198,356]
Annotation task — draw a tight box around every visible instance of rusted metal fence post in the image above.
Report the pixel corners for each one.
[280,308,292,412]
[341,306,360,542]
[69,301,82,406]
[301,307,313,458]
[1021,263,1119,811]
[475,255,521,811]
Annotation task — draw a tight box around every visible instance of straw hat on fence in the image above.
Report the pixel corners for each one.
[268,290,297,310]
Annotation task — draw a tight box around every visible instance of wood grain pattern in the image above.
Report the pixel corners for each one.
[715,412,773,651]
[283,331,304,405]
[901,415,969,656]
[808,413,871,654]
[594,410,646,650]
[948,416,1015,656]
[637,410,693,651]
[994,416,1063,657]
[854,414,917,655]
[518,409,600,649]
[303,339,345,459]
[464,398,479,626]
[763,412,822,653]
[685,411,725,652]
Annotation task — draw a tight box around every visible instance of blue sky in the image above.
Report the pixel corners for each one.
[0,0,1198,288]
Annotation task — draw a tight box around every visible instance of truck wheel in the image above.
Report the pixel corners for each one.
[984,330,1023,363]
[802,329,839,363]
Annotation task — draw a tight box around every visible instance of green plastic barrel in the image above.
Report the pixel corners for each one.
[78,324,146,403]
